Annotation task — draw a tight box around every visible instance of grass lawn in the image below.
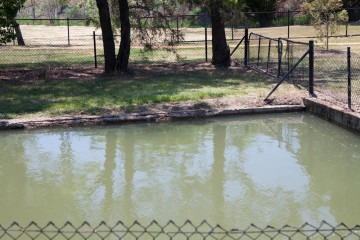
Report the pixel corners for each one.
[0,64,302,119]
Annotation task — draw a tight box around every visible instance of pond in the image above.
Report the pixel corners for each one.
[1,113,360,229]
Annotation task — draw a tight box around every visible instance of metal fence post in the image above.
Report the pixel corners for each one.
[205,27,208,62]
[67,17,70,46]
[244,28,248,67]
[257,37,261,65]
[277,38,282,78]
[231,11,234,40]
[12,27,15,45]
[309,40,314,96]
[176,16,179,43]
[93,31,97,68]
[287,10,290,39]
[348,47,352,109]
[266,39,272,73]
[346,22,349,37]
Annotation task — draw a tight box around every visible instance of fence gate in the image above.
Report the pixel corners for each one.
[247,33,282,78]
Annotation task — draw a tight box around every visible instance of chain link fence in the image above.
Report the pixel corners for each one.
[247,33,281,78]
[312,47,360,110]
[243,9,360,39]
[245,31,360,110]
[2,11,360,111]
[247,33,310,83]
[280,39,310,88]
[1,220,360,240]
[1,9,360,70]
[1,18,97,70]
[352,51,360,107]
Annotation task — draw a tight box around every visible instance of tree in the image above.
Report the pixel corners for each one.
[183,0,243,67]
[0,0,26,45]
[278,0,305,11]
[209,0,231,67]
[30,0,36,18]
[302,0,348,50]
[95,0,179,73]
[243,0,280,27]
[40,0,69,23]
[115,0,130,72]
[95,0,241,72]
[342,0,360,8]
[95,0,116,72]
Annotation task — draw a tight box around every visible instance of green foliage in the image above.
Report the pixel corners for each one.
[294,15,312,25]
[243,0,278,12]
[243,0,279,27]
[64,5,84,18]
[302,0,349,50]
[0,0,26,44]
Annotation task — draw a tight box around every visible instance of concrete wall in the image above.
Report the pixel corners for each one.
[304,98,360,134]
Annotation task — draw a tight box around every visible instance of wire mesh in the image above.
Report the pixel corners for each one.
[229,37,246,64]
[248,33,281,78]
[313,47,349,105]
[245,30,360,110]
[352,51,360,109]
[311,48,360,110]
[279,39,310,88]
[1,220,360,240]
[0,44,96,70]
[2,10,360,70]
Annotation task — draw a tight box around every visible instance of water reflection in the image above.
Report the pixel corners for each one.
[1,113,360,228]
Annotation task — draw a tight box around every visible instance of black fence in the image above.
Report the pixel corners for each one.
[312,47,360,110]
[1,220,360,239]
[247,33,310,83]
[240,8,360,39]
[243,31,360,110]
[2,11,360,111]
[0,9,359,70]
[12,8,360,44]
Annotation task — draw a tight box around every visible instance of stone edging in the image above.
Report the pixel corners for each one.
[0,105,305,130]
[303,98,360,133]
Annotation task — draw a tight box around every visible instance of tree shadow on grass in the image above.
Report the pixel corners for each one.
[0,63,274,118]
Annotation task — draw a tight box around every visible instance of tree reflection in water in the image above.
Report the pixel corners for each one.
[0,113,360,228]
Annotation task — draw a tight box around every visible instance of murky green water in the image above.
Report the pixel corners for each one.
[1,113,360,228]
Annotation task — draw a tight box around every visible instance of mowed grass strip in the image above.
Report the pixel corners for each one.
[0,67,294,119]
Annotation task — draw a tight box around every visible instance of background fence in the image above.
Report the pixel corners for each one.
[14,8,360,43]
[1,10,360,111]
[1,9,360,70]
[1,220,360,239]
[244,31,360,110]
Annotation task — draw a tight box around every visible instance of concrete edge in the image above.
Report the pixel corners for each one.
[303,98,360,133]
[0,105,305,130]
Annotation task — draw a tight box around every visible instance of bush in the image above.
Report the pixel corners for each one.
[293,15,312,25]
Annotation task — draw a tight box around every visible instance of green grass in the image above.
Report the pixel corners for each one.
[0,68,294,119]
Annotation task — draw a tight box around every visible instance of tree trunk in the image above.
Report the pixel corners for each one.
[116,0,131,72]
[210,0,230,67]
[31,0,36,19]
[96,0,116,73]
[14,22,25,46]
